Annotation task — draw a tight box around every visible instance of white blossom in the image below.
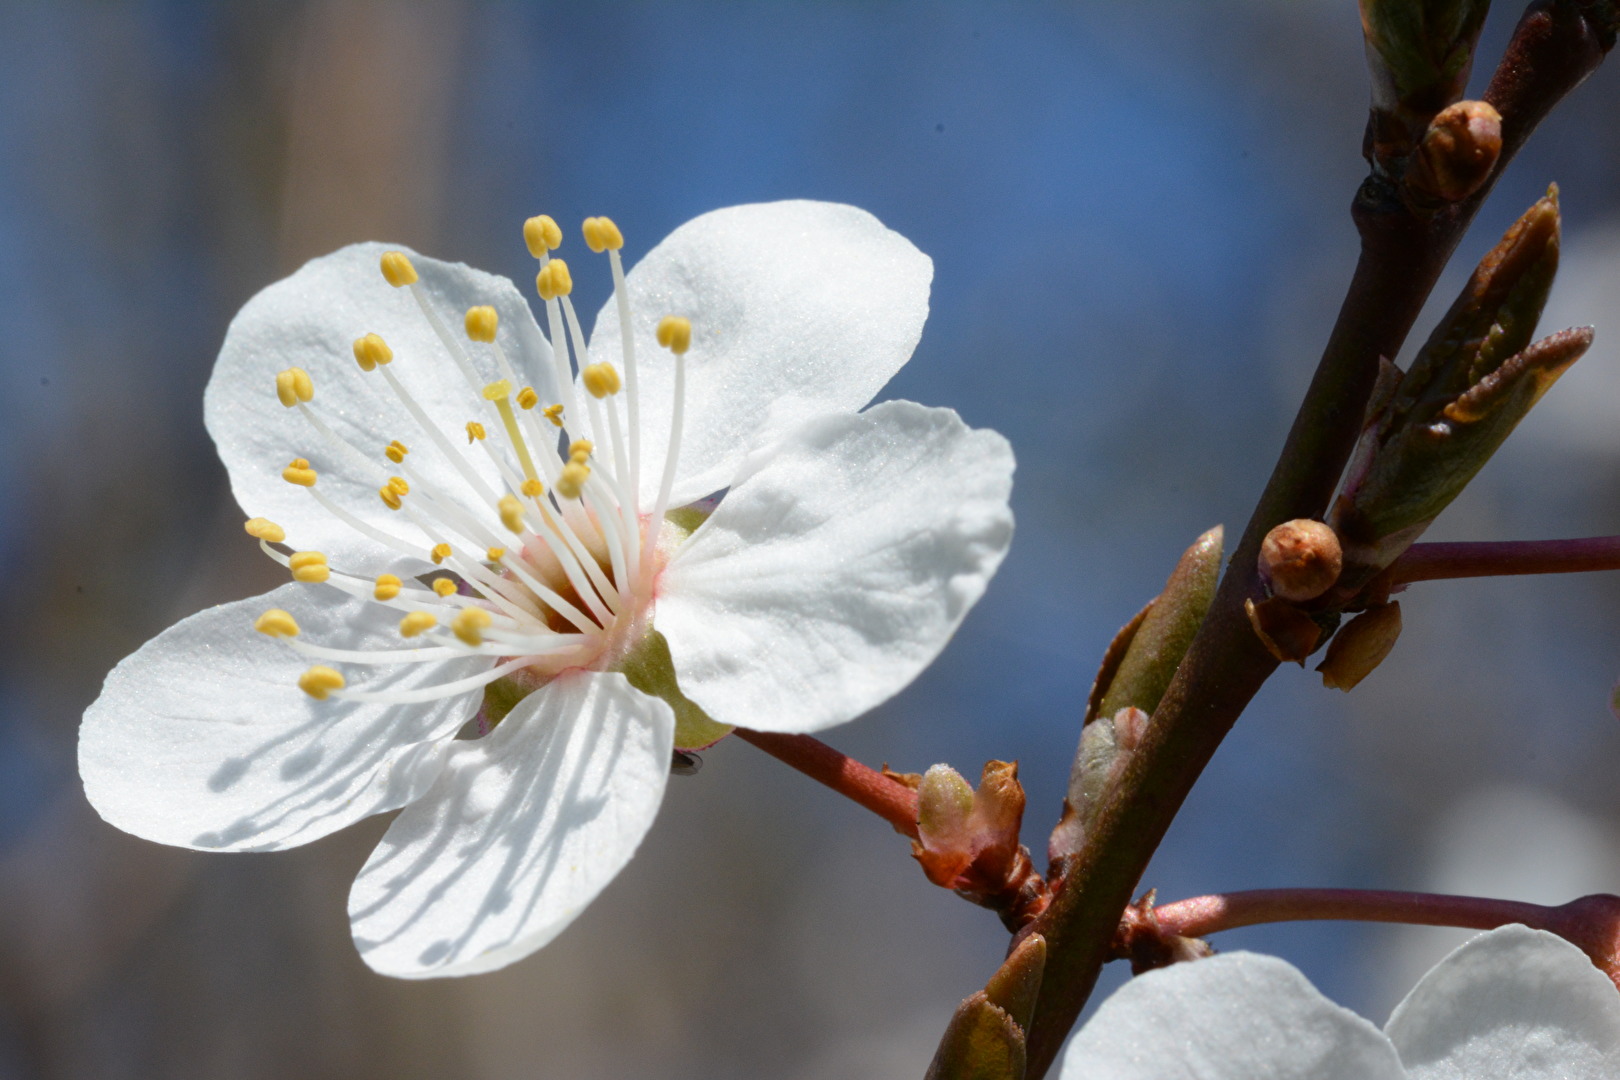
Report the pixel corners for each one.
[1061,924,1620,1079]
[79,201,1015,977]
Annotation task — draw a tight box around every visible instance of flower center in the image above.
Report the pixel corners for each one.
[249,214,695,708]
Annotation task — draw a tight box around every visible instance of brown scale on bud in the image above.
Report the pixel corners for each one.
[1112,889,1216,976]
[1406,100,1502,208]
[1258,519,1343,602]
[1245,596,1323,665]
[1318,601,1402,691]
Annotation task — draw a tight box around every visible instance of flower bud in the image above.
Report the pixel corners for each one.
[913,760,1034,908]
[1318,601,1402,691]
[917,764,976,858]
[1258,519,1343,602]
[1406,100,1502,207]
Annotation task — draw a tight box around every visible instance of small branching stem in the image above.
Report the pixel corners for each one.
[1150,888,1560,938]
[1388,536,1620,584]
[1133,888,1620,990]
[734,728,919,838]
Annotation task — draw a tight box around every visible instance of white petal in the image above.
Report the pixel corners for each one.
[347,671,675,978]
[205,242,549,575]
[656,400,1013,734]
[587,200,933,506]
[1386,924,1620,1080]
[1060,953,1406,1080]
[78,583,489,852]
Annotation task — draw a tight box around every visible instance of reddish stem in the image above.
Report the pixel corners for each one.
[1388,536,1620,585]
[734,728,919,838]
[1142,888,1620,988]
[1153,888,1555,937]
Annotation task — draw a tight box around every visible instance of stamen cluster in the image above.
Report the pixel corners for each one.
[250,216,692,709]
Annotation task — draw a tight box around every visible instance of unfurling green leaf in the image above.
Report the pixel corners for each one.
[1360,0,1491,112]
[1050,708,1149,869]
[1054,527,1221,873]
[1093,525,1223,721]
[924,994,1025,1080]
[984,934,1047,1035]
[925,935,1045,1080]
[1332,189,1589,584]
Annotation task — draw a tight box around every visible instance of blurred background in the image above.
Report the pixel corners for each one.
[3,2,1620,1077]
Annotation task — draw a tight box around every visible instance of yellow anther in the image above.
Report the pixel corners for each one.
[464,305,499,343]
[243,517,286,543]
[536,258,573,300]
[373,573,402,601]
[282,458,318,487]
[542,403,564,427]
[521,478,545,497]
[498,494,525,534]
[380,250,418,288]
[289,550,330,583]
[387,476,410,495]
[556,460,590,500]
[582,362,622,399]
[254,609,300,638]
[568,438,594,459]
[379,484,403,511]
[656,315,692,355]
[384,439,409,464]
[486,546,506,562]
[516,386,539,410]
[482,379,513,402]
[582,215,624,253]
[432,577,458,597]
[524,214,563,257]
[452,607,493,647]
[430,543,453,565]
[399,611,439,638]
[353,332,394,371]
[466,421,487,443]
[275,367,315,407]
[298,665,345,700]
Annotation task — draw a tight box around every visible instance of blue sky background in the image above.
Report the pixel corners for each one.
[3,4,1620,1078]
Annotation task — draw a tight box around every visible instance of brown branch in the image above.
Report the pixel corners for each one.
[734,728,919,838]
[1014,7,1615,1077]
[1388,535,1620,584]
